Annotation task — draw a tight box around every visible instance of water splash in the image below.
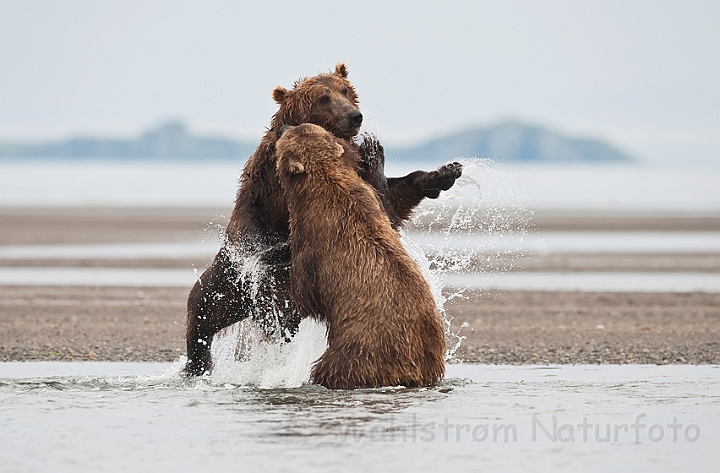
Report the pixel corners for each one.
[409,158,532,272]
[189,157,530,385]
[398,233,463,361]
[210,318,327,388]
[405,158,533,361]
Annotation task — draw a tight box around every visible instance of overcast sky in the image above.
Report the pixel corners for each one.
[1,0,718,165]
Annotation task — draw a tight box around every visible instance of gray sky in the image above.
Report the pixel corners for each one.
[1,0,719,164]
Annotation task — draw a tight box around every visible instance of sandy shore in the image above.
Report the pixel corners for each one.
[4,207,720,246]
[1,286,717,364]
[0,207,226,245]
[449,290,719,364]
[0,286,185,362]
[1,206,719,365]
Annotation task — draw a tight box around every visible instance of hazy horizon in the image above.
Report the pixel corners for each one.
[1,0,718,166]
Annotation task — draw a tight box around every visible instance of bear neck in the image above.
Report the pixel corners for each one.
[286,165,390,244]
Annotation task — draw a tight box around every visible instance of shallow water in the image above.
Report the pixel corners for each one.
[0,266,198,287]
[0,242,218,260]
[2,160,718,471]
[1,160,720,210]
[0,362,717,473]
[3,231,719,260]
[444,272,720,293]
[411,231,720,254]
[2,267,720,293]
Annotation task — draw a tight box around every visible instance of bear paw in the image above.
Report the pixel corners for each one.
[423,162,463,198]
[358,133,385,170]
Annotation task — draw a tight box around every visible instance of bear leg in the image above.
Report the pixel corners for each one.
[183,251,252,376]
[386,162,463,222]
[183,246,301,376]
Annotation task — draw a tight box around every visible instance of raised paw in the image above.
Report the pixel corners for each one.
[424,162,463,197]
[357,133,385,170]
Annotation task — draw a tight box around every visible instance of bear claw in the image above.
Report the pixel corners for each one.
[424,162,463,198]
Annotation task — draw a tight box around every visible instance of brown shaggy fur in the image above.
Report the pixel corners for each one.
[276,124,446,389]
[184,63,461,376]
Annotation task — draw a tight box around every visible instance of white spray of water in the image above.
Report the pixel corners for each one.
[209,318,328,388]
[397,233,462,360]
[172,157,530,386]
[406,158,532,360]
[209,237,328,388]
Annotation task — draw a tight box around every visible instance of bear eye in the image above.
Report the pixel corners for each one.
[341,87,348,96]
[318,94,330,105]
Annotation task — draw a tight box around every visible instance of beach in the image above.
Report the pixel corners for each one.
[1,207,718,365]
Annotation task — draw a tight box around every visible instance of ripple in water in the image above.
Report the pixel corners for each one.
[184,158,531,387]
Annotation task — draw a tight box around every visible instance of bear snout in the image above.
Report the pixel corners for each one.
[348,110,363,128]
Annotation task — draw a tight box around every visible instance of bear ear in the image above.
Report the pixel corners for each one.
[276,124,293,139]
[334,63,348,78]
[272,86,290,104]
[287,160,305,175]
[284,153,305,175]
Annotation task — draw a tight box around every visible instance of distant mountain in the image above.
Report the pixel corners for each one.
[0,120,634,163]
[0,121,256,160]
[386,121,634,163]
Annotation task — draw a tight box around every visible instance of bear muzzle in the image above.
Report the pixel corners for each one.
[348,110,363,128]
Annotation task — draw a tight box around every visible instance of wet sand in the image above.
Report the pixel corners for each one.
[0,286,186,362]
[4,207,720,246]
[449,290,719,364]
[1,207,719,364]
[0,207,226,245]
[1,286,718,364]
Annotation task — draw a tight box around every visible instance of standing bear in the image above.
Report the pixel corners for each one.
[276,123,446,389]
[184,63,461,376]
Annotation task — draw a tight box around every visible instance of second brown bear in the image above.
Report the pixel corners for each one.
[276,123,446,389]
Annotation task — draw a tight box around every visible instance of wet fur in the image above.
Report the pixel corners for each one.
[184,64,461,376]
[277,124,446,389]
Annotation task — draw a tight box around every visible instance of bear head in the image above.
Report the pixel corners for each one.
[275,123,348,179]
[271,63,363,139]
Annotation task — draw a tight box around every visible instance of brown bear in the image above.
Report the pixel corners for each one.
[276,123,446,389]
[184,63,461,376]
